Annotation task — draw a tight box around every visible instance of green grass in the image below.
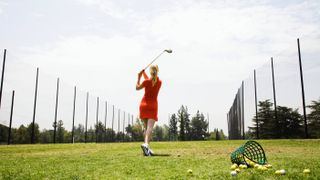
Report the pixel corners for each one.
[0,140,320,179]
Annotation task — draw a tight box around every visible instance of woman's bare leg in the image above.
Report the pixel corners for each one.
[143,119,147,137]
[144,119,155,144]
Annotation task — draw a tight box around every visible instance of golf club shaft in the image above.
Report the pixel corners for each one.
[144,51,165,70]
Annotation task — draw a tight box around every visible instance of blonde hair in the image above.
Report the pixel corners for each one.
[149,65,159,85]
[149,65,159,78]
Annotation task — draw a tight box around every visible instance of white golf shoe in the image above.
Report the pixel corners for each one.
[141,144,151,156]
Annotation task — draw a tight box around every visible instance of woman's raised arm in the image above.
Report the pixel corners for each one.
[136,70,144,90]
[142,70,149,80]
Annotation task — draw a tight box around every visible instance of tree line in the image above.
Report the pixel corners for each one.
[0,119,146,144]
[0,105,227,144]
[168,105,226,141]
[247,98,320,139]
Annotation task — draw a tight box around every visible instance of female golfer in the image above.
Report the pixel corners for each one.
[136,65,162,156]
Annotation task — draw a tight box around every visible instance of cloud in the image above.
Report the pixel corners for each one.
[136,0,320,80]
[75,0,135,19]
[6,0,320,133]
[18,35,145,82]
[8,35,148,129]
[31,12,45,18]
[0,1,8,14]
[73,0,320,68]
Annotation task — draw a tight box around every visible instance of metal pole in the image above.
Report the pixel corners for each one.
[118,109,120,141]
[31,67,39,144]
[71,86,76,143]
[227,113,230,140]
[271,58,278,137]
[254,70,259,139]
[0,49,7,108]
[123,111,125,142]
[53,78,59,144]
[297,38,308,138]
[7,90,15,145]
[128,113,131,141]
[131,115,133,126]
[128,113,130,126]
[104,101,107,142]
[237,89,240,139]
[168,113,170,141]
[207,113,209,134]
[0,49,6,140]
[241,81,245,139]
[96,97,99,143]
[85,92,89,143]
[112,105,114,141]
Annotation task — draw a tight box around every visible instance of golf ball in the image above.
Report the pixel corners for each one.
[249,162,256,167]
[230,164,238,170]
[187,169,193,174]
[230,171,237,176]
[235,168,241,173]
[279,169,286,175]
[265,164,272,168]
[239,164,248,169]
[254,164,261,169]
[303,169,310,174]
[260,166,268,171]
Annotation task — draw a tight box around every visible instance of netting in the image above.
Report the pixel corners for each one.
[230,140,267,166]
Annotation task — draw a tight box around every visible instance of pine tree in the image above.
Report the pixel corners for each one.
[259,100,276,138]
[27,122,40,143]
[105,128,115,142]
[153,125,163,141]
[95,121,105,142]
[249,100,276,139]
[169,114,178,141]
[162,124,170,141]
[16,125,29,144]
[184,107,191,140]
[0,124,8,143]
[215,128,221,140]
[131,120,143,141]
[249,99,306,139]
[178,105,188,141]
[277,106,303,138]
[219,129,226,140]
[74,124,85,142]
[39,129,53,143]
[87,126,95,142]
[125,124,133,141]
[57,120,65,143]
[307,98,320,138]
[190,111,208,140]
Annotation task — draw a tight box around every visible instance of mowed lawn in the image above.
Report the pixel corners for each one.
[0,140,320,179]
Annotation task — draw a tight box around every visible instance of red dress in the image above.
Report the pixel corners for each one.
[139,77,162,121]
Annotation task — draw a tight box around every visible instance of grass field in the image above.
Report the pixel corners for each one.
[0,140,320,179]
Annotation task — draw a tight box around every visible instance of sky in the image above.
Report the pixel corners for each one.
[0,0,319,135]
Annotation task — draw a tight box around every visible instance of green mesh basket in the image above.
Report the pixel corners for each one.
[230,140,267,166]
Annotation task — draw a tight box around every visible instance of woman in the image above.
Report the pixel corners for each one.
[136,65,162,156]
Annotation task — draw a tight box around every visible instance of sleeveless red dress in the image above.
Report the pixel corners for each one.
[139,77,162,121]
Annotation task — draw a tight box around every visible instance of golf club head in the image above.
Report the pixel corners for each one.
[164,49,173,53]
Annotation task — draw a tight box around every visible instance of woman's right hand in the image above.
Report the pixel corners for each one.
[138,69,144,77]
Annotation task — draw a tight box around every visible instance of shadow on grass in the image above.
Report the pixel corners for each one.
[152,154,171,157]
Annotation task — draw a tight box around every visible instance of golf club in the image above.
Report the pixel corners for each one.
[143,49,172,70]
